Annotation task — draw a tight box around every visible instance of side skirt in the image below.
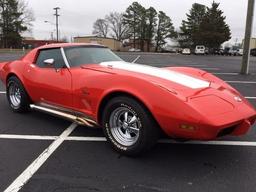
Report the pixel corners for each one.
[30,104,98,127]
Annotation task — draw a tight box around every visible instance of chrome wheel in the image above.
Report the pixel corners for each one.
[109,107,141,147]
[8,83,21,108]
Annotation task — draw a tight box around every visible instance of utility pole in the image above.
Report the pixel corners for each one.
[241,0,255,75]
[53,7,60,42]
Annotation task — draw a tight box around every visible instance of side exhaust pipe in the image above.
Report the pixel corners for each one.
[30,104,97,127]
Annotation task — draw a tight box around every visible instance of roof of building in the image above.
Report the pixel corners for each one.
[74,35,120,41]
[38,43,106,49]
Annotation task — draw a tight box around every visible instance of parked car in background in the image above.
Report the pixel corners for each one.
[214,48,224,55]
[205,47,209,55]
[182,48,191,55]
[128,48,141,52]
[195,45,206,55]
[251,48,256,56]
[223,47,231,56]
[238,49,243,56]
[228,48,239,56]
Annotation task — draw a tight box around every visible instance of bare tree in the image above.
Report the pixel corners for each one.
[105,12,129,41]
[92,18,109,38]
[18,0,35,31]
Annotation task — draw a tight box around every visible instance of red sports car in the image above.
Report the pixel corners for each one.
[0,43,255,155]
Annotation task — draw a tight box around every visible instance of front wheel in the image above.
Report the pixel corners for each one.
[7,76,31,113]
[102,96,159,156]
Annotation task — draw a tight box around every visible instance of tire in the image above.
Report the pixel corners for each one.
[7,76,31,113]
[102,96,159,156]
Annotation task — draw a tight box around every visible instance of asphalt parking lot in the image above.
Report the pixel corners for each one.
[0,52,256,192]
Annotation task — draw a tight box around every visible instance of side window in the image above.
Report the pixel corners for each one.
[36,49,66,69]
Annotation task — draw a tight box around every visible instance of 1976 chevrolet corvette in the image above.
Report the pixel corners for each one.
[0,43,255,155]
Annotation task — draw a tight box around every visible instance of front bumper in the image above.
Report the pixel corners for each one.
[156,102,256,140]
[161,115,255,140]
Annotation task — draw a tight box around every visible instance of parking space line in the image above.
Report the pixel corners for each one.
[1,135,256,147]
[0,134,57,140]
[49,136,256,147]
[4,123,77,192]
[1,135,256,145]
[66,138,256,147]
[0,91,6,94]
[246,97,256,100]
[132,55,141,63]
[199,68,220,71]
[184,65,207,67]
[226,81,256,84]
[66,136,107,141]
[63,137,256,147]
[213,73,239,75]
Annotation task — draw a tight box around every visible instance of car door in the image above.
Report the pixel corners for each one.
[24,48,73,109]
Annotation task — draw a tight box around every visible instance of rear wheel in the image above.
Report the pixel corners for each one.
[102,96,159,156]
[7,76,31,113]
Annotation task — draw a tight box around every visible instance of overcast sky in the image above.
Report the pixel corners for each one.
[25,0,256,44]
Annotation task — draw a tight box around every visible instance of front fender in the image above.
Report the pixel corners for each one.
[93,75,204,134]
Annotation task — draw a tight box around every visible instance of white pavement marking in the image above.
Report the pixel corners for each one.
[0,91,6,94]
[60,137,256,147]
[199,68,220,71]
[66,136,107,141]
[0,134,57,140]
[184,65,207,67]
[132,55,141,63]
[213,73,239,75]
[3,123,77,192]
[246,97,256,100]
[0,135,256,146]
[226,81,256,84]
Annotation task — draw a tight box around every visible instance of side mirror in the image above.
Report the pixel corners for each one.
[43,58,55,67]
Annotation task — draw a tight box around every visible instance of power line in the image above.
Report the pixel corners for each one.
[53,7,60,42]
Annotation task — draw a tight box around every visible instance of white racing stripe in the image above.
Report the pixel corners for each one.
[4,123,77,192]
[100,61,210,89]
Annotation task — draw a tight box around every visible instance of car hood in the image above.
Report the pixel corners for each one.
[81,61,255,112]
[94,61,211,89]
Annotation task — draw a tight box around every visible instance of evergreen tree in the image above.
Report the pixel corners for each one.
[178,3,206,48]
[0,0,33,48]
[145,7,157,52]
[123,2,176,52]
[155,11,176,52]
[199,1,231,49]
[123,2,145,49]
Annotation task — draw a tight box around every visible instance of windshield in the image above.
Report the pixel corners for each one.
[64,46,123,67]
